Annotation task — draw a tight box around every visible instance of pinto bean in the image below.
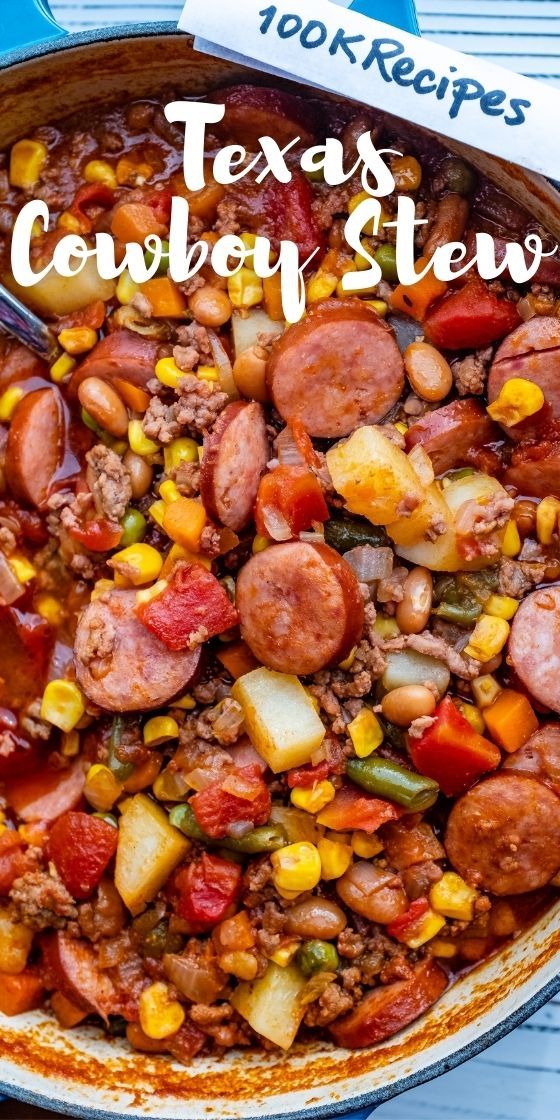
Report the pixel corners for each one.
[403,343,453,403]
[395,567,433,635]
[188,285,232,328]
[285,899,347,940]
[123,449,153,499]
[381,685,436,727]
[78,377,129,438]
[336,862,408,925]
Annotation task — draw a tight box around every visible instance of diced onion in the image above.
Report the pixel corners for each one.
[184,765,223,792]
[344,545,393,583]
[261,505,292,542]
[310,743,328,766]
[0,553,24,605]
[232,309,284,358]
[112,304,168,338]
[299,531,325,544]
[276,426,306,467]
[226,819,254,839]
[408,443,435,488]
[207,329,239,400]
[517,296,538,322]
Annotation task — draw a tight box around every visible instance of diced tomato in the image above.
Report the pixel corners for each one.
[0,831,31,894]
[423,276,521,350]
[387,897,430,942]
[190,765,271,840]
[265,172,324,264]
[68,517,123,552]
[70,183,115,234]
[409,696,501,796]
[286,760,330,789]
[48,811,118,899]
[175,853,242,929]
[255,466,329,540]
[5,759,85,823]
[317,783,404,834]
[144,187,173,226]
[55,301,107,333]
[136,563,239,652]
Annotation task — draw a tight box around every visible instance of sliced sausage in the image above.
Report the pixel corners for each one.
[41,933,116,1021]
[0,340,48,394]
[69,330,160,395]
[6,388,65,508]
[502,724,560,796]
[504,440,560,499]
[488,317,560,439]
[445,773,560,894]
[200,401,269,532]
[236,540,364,675]
[210,85,318,150]
[74,589,201,712]
[330,960,447,1049]
[5,759,85,823]
[509,586,560,713]
[267,300,404,438]
[405,398,499,475]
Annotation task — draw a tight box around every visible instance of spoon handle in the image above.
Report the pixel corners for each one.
[0,283,60,362]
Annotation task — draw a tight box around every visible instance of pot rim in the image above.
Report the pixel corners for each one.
[0,21,558,1120]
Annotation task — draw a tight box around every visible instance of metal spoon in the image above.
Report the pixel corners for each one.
[0,280,59,361]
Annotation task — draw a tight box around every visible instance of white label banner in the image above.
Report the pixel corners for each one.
[178,0,560,180]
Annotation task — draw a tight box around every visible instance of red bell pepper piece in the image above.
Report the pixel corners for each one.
[387,897,430,942]
[409,696,501,796]
[317,783,404,834]
[70,183,115,234]
[423,277,521,350]
[48,812,118,899]
[286,760,330,789]
[0,832,31,894]
[175,853,242,929]
[255,466,329,540]
[265,172,324,264]
[68,517,122,552]
[190,765,271,840]
[136,562,239,651]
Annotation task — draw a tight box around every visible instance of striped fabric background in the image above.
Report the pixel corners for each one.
[50,0,560,83]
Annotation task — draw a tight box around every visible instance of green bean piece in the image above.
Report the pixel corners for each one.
[433,601,482,627]
[169,803,206,840]
[447,468,475,482]
[325,518,389,554]
[373,244,398,283]
[347,756,439,812]
[442,157,476,197]
[108,716,135,782]
[378,718,406,752]
[297,940,340,977]
[220,824,287,854]
[91,811,118,829]
[120,508,147,548]
[145,239,170,275]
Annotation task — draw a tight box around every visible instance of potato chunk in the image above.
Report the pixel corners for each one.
[326,426,424,526]
[232,668,325,773]
[115,794,189,915]
[231,962,307,1049]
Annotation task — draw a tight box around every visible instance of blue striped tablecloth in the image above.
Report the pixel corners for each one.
[17,2,560,1117]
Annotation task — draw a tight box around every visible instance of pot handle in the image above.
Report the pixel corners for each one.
[348,0,419,35]
[0,0,66,54]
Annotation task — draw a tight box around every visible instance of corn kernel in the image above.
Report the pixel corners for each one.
[155,357,183,391]
[161,543,211,579]
[170,693,196,711]
[502,519,521,558]
[484,594,519,621]
[109,543,163,587]
[268,939,301,967]
[464,615,510,662]
[219,950,258,981]
[271,842,321,896]
[403,907,446,949]
[240,231,257,254]
[291,780,335,815]
[116,269,139,305]
[61,730,80,758]
[163,437,199,472]
[58,327,98,355]
[143,715,179,747]
[57,211,83,233]
[394,421,408,435]
[84,764,123,812]
[307,270,338,304]
[457,702,486,735]
[197,365,219,382]
[9,139,47,189]
[0,386,24,422]
[139,982,185,1041]
[487,377,545,427]
[159,479,180,505]
[429,938,457,959]
[91,578,116,601]
[351,831,384,859]
[347,707,384,758]
[354,238,375,271]
[471,674,503,710]
[252,534,270,554]
[364,299,389,317]
[8,554,36,584]
[50,353,76,384]
[373,616,400,640]
[148,500,166,528]
[35,592,63,627]
[228,268,263,310]
[317,837,353,880]
[84,159,117,189]
[430,871,478,922]
[135,579,168,608]
[338,646,357,671]
[128,419,159,457]
[197,445,204,463]
[336,260,358,298]
[41,680,85,733]
[537,495,560,546]
[348,192,390,236]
